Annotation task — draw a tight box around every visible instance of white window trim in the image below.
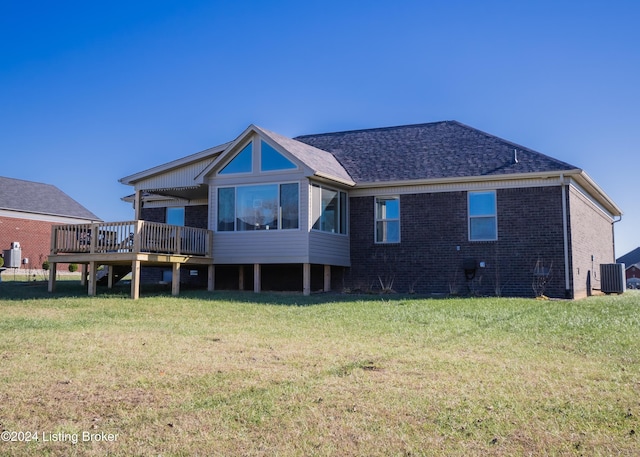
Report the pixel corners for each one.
[468,190,498,242]
[375,196,401,244]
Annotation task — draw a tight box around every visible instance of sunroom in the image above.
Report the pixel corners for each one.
[121,125,355,295]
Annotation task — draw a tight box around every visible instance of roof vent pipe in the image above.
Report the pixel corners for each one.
[513,149,519,164]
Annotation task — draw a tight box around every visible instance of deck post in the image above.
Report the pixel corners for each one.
[50,226,57,255]
[107,265,114,289]
[89,223,98,254]
[88,261,97,296]
[134,190,142,220]
[254,264,261,293]
[175,227,181,255]
[208,265,215,292]
[239,266,244,291]
[324,265,331,292]
[48,262,57,292]
[131,260,141,300]
[80,264,88,286]
[133,220,143,253]
[303,263,311,296]
[172,263,181,296]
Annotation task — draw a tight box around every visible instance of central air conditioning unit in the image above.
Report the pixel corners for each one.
[600,263,626,294]
[3,243,22,268]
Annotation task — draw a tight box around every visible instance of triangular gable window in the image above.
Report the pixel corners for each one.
[260,141,296,172]
[219,142,252,174]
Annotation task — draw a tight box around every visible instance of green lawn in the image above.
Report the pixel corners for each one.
[0,281,638,456]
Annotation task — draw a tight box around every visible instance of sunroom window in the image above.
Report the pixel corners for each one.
[311,184,347,234]
[469,190,497,241]
[219,142,252,174]
[260,141,296,172]
[375,196,400,243]
[217,183,299,231]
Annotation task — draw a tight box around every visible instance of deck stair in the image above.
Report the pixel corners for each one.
[96,265,132,286]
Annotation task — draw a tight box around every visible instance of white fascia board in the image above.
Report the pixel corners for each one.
[312,172,356,188]
[570,170,623,217]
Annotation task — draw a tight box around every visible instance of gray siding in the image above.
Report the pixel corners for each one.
[309,230,350,266]
[213,230,309,264]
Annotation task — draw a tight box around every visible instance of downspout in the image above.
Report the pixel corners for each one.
[612,215,623,262]
[560,174,571,297]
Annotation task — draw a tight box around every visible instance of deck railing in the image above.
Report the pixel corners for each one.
[51,221,213,257]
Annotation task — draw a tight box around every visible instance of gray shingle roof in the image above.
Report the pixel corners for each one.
[294,120,578,183]
[617,247,640,267]
[0,176,101,220]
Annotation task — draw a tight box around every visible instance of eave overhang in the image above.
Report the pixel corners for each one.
[353,168,622,217]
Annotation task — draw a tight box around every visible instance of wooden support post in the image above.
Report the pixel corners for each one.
[175,227,182,255]
[107,265,114,289]
[303,263,311,296]
[134,189,142,220]
[324,265,331,292]
[172,263,181,296]
[80,264,88,286]
[89,223,98,254]
[131,260,141,300]
[133,220,143,253]
[253,263,261,293]
[50,226,57,255]
[48,262,57,292]
[208,265,215,292]
[239,266,244,291]
[88,261,97,296]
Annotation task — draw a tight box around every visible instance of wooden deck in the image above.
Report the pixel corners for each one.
[48,220,214,299]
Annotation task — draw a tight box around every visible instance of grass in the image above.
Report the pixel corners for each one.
[0,280,638,456]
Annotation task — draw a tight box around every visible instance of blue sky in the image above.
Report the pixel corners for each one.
[1,0,638,257]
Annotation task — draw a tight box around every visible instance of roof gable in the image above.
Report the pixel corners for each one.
[295,121,577,183]
[0,176,100,220]
[198,125,354,186]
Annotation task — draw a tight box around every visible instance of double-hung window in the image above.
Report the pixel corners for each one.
[468,190,497,241]
[375,196,400,243]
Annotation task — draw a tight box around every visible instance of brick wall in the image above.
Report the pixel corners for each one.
[0,215,64,271]
[185,205,208,229]
[567,186,616,298]
[347,186,569,298]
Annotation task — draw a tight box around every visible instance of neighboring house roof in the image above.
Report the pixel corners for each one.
[617,247,640,268]
[295,120,577,183]
[0,176,101,221]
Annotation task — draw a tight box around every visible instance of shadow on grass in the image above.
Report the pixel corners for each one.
[0,279,442,306]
